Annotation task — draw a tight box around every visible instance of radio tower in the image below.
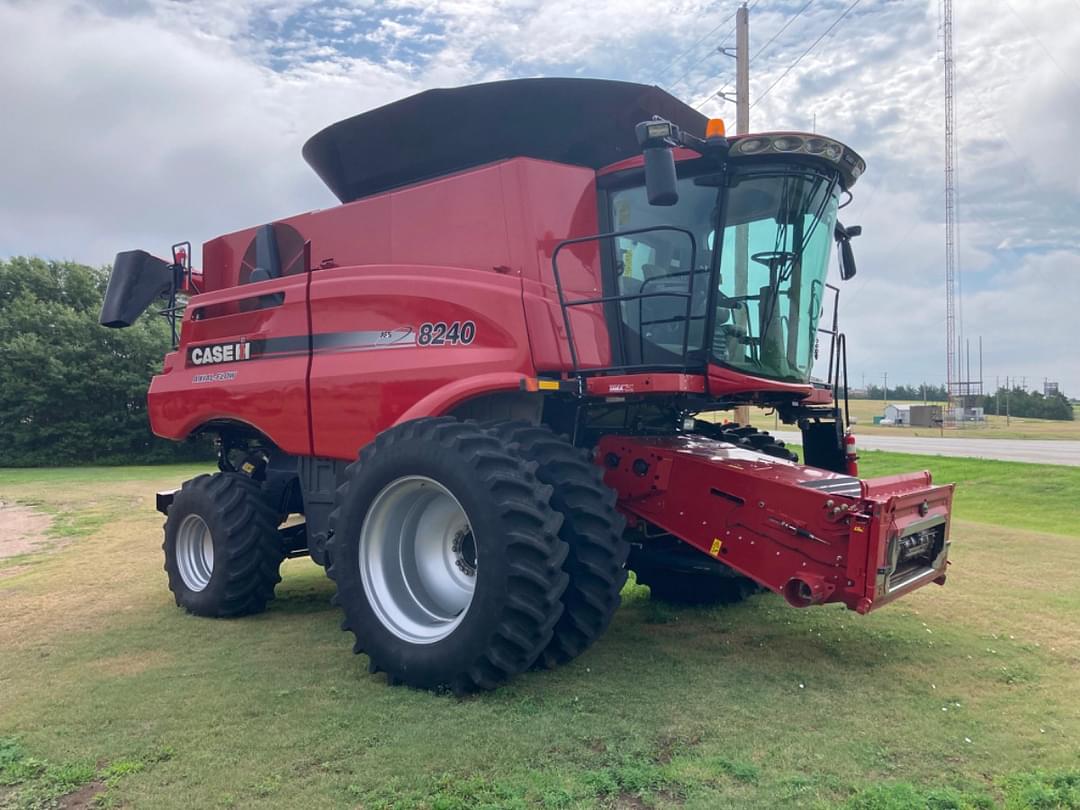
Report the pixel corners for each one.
[943,0,958,420]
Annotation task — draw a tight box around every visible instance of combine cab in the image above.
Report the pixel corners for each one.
[101,78,953,691]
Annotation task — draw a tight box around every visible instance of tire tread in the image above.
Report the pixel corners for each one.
[488,422,629,669]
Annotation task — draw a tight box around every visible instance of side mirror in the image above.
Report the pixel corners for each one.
[635,118,680,206]
[835,222,861,281]
[643,146,679,206]
[839,239,857,280]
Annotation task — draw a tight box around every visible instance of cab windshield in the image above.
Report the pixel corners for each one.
[608,165,839,383]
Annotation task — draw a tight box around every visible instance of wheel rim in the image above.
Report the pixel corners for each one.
[176,514,214,592]
[359,476,477,644]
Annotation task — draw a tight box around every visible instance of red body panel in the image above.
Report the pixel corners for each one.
[598,435,953,612]
[586,373,706,396]
[706,363,814,400]
[307,265,534,459]
[149,157,604,452]
[149,272,312,455]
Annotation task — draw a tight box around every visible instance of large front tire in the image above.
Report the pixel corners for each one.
[163,473,285,617]
[489,422,628,668]
[327,418,569,692]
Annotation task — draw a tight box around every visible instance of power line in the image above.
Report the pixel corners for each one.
[666,18,739,92]
[750,0,815,66]
[665,0,767,97]
[998,0,1080,92]
[693,0,815,109]
[751,0,863,109]
[653,6,740,85]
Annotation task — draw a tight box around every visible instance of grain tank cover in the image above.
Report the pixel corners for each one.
[302,78,708,203]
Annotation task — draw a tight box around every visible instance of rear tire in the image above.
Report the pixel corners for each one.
[327,418,569,692]
[489,422,629,668]
[163,473,285,617]
[694,420,798,462]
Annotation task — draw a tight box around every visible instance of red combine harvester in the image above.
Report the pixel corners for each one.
[101,79,953,691]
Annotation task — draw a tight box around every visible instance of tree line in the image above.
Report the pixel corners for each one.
[982,387,1074,421]
[0,257,212,467]
[854,384,949,402]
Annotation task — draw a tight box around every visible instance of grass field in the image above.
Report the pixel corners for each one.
[2,457,1080,809]
[746,400,1080,441]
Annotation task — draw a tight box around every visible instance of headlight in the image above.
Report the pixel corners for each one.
[726,133,866,187]
[734,137,772,155]
[772,135,805,152]
[805,137,842,161]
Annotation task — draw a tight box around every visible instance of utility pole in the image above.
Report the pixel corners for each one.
[735,4,749,136]
[882,372,888,403]
[733,3,753,428]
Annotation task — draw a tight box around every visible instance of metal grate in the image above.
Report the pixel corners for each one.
[798,476,862,498]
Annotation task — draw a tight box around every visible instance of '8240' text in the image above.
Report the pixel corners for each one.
[417,321,476,346]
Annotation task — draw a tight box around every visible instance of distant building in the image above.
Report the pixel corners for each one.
[949,406,985,423]
[883,404,943,427]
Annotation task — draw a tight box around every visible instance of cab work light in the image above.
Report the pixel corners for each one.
[730,132,866,180]
[635,119,680,147]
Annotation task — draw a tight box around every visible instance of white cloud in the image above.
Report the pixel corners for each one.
[0,0,422,262]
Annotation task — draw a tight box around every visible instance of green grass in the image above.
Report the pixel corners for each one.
[2,456,1080,808]
[858,451,1080,538]
[0,463,209,488]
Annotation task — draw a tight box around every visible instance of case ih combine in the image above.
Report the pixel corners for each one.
[101,79,954,692]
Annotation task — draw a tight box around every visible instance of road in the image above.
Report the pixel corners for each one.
[771,431,1080,467]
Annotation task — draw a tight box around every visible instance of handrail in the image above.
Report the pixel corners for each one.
[551,226,699,374]
[835,332,850,427]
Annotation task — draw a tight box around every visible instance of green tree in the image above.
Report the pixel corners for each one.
[0,257,210,466]
[859,383,947,402]
[982,387,1074,421]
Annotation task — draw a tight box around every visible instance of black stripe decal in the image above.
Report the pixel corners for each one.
[188,328,419,366]
[249,335,311,357]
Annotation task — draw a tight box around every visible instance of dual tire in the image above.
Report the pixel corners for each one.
[163,473,285,617]
[325,418,629,691]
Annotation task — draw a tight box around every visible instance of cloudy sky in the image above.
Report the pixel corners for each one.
[2,0,1078,394]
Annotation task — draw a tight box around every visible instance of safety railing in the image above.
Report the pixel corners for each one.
[550,226,701,375]
[812,282,849,425]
